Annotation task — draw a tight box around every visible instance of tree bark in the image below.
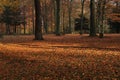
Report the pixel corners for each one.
[34,0,43,40]
[68,0,72,33]
[80,0,85,35]
[55,0,60,36]
[32,0,35,34]
[89,0,96,36]
[97,0,106,38]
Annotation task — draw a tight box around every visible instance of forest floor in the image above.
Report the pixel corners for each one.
[0,34,120,80]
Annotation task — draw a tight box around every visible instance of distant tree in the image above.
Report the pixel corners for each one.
[1,5,25,34]
[75,16,89,32]
[34,0,43,40]
[1,6,11,34]
[80,0,86,35]
[0,0,26,34]
[42,0,48,34]
[107,0,120,33]
[32,0,35,34]
[68,0,73,33]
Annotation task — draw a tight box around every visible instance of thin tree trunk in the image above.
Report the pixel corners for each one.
[50,1,53,33]
[44,1,48,33]
[32,0,35,34]
[6,24,10,34]
[63,8,65,34]
[98,0,106,38]
[97,0,101,34]
[55,0,60,36]
[42,0,48,34]
[14,24,16,34]
[68,0,73,33]
[101,0,106,38]
[23,24,26,34]
[80,0,85,35]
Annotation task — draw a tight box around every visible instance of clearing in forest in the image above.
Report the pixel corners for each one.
[0,34,120,80]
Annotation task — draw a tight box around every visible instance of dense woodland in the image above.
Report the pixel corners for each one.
[0,0,119,39]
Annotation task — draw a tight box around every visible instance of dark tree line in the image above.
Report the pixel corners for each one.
[0,0,119,39]
[33,0,106,40]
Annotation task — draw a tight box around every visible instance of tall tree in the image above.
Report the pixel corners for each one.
[34,0,43,40]
[32,0,35,34]
[61,0,66,34]
[42,0,48,33]
[55,0,60,36]
[68,0,73,33]
[80,0,85,35]
[89,0,96,36]
[97,0,106,38]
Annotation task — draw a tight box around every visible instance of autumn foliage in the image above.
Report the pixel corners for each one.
[0,34,120,80]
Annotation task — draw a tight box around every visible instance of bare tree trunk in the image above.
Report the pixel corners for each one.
[32,0,35,34]
[34,0,43,40]
[68,0,72,33]
[14,24,16,34]
[6,24,10,34]
[97,0,106,38]
[23,24,25,34]
[43,0,48,33]
[80,0,85,35]
[63,8,65,34]
[55,0,60,36]
[89,0,96,36]
[99,0,106,38]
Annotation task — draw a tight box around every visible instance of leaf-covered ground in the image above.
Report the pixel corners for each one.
[0,34,120,80]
